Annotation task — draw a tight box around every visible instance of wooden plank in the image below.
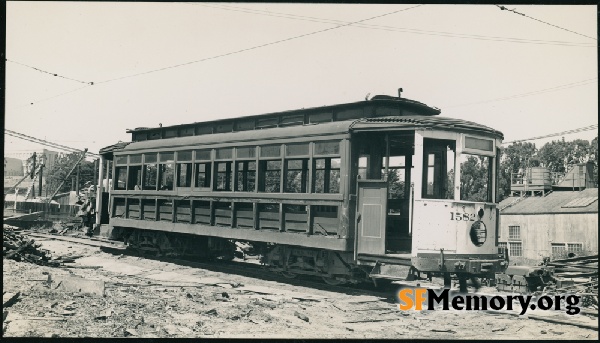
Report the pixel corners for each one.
[215,217,232,225]
[236,210,254,218]
[286,213,308,221]
[259,211,279,220]
[194,208,211,216]
[285,221,308,232]
[176,207,192,215]
[237,218,254,227]
[176,213,192,220]
[194,216,211,224]
[215,209,232,216]
[259,217,280,227]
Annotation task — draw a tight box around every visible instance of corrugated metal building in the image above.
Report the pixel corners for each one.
[498,187,598,264]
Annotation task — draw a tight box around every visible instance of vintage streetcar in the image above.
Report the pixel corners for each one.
[96,91,507,290]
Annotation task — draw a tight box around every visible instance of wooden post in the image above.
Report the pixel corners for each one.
[95,156,105,225]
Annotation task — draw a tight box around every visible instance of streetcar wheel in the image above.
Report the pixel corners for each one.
[322,276,345,286]
[443,273,452,289]
[280,271,297,279]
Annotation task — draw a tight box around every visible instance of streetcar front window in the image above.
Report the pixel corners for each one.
[459,154,493,202]
[422,139,455,200]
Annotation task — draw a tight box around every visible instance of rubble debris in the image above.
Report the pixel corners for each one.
[431,329,456,334]
[50,274,106,296]
[3,225,59,266]
[124,328,138,337]
[3,292,21,308]
[294,311,309,322]
[95,309,113,320]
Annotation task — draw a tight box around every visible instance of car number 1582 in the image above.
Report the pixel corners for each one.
[450,212,476,221]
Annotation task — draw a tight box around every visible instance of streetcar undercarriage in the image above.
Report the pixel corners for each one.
[118,227,499,291]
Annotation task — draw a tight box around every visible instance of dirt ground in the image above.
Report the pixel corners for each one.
[3,237,598,339]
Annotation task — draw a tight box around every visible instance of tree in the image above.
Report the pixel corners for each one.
[45,152,96,195]
[496,142,537,202]
[538,139,591,173]
[460,155,490,202]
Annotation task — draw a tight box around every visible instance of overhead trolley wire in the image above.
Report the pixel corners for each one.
[5,129,100,157]
[6,59,95,85]
[502,124,599,144]
[198,3,596,48]
[495,5,597,41]
[94,5,423,84]
[447,77,598,108]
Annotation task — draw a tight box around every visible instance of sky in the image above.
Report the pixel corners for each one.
[4,2,598,161]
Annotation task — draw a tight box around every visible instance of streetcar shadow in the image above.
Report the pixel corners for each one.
[99,245,399,300]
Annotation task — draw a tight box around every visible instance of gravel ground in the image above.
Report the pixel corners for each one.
[3,237,598,339]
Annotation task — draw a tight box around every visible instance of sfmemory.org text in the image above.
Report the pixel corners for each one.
[398,288,581,315]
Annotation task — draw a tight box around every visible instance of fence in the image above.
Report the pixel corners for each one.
[3,201,80,217]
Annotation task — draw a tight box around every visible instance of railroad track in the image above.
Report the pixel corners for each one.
[23,230,399,299]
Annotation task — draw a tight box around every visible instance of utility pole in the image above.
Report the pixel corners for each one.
[38,154,44,197]
[31,152,37,199]
[76,163,81,196]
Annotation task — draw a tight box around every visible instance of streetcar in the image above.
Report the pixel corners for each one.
[97,91,507,289]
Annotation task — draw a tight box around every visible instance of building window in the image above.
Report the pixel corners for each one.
[498,242,508,254]
[552,243,584,258]
[551,243,567,258]
[508,226,520,240]
[567,243,583,254]
[509,242,522,257]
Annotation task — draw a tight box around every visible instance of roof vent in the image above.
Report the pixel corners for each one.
[398,88,403,98]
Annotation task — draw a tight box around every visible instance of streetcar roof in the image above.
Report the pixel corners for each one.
[104,115,503,155]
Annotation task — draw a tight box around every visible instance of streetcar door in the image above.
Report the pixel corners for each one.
[356,180,387,255]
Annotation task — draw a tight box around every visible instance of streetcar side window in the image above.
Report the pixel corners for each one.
[313,141,341,193]
[314,158,341,193]
[158,152,174,191]
[214,148,233,191]
[215,161,233,191]
[194,149,212,189]
[114,166,127,190]
[236,147,257,192]
[259,145,282,193]
[285,143,309,193]
[176,150,193,188]
[422,139,455,200]
[285,159,309,193]
[143,153,158,190]
[128,154,142,190]
[236,161,256,191]
[128,165,142,190]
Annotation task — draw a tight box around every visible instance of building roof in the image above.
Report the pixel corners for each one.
[499,188,598,214]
